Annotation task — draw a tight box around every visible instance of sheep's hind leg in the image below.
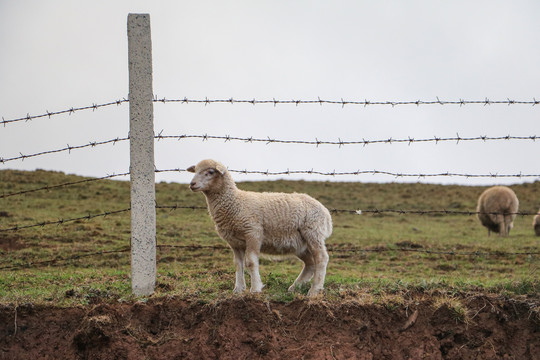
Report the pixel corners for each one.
[288,251,315,292]
[504,214,513,237]
[232,248,246,293]
[498,217,508,237]
[307,244,329,297]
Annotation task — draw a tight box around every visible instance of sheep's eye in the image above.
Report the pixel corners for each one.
[207,169,215,175]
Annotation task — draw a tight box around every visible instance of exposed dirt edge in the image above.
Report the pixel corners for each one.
[1,293,539,359]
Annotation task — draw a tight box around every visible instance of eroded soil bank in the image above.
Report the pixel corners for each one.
[1,294,539,359]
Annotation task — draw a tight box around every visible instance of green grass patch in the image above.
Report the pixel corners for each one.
[0,169,539,306]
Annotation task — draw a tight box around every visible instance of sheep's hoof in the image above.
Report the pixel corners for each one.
[233,287,246,294]
[307,288,324,297]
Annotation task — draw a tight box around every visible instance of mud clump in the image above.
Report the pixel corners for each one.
[0,233,26,251]
[73,315,112,352]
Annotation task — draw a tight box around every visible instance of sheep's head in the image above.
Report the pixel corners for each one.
[187,159,228,193]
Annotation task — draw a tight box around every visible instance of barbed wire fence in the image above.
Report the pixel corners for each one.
[1,97,540,274]
[1,16,538,293]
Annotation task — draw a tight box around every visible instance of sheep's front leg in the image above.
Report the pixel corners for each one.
[244,240,263,293]
[232,247,246,293]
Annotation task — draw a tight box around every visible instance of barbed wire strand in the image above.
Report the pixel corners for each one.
[0,172,130,199]
[1,99,128,127]
[4,132,538,165]
[157,243,540,257]
[0,247,131,271]
[0,137,129,164]
[1,165,537,202]
[1,243,537,271]
[0,208,131,232]
[155,204,539,216]
[3,97,539,127]
[2,204,537,234]
[157,168,540,179]
[154,97,540,107]
[160,133,538,147]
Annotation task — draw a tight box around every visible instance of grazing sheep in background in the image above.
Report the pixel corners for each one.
[534,210,540,236]
[476,186,519,237]
[187,159,332,297]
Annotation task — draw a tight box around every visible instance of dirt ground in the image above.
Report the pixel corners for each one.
[1,294,539,360]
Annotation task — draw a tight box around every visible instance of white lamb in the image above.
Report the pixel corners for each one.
[187,159,333,297]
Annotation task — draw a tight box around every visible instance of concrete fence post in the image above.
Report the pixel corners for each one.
[127,13,156,296]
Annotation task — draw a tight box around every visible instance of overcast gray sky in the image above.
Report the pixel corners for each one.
[1,0,539,185]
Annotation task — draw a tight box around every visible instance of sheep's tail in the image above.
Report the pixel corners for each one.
[323,213,333,239]
[308,206,333,241]
[322,208,333,239]
[304,200,333,241]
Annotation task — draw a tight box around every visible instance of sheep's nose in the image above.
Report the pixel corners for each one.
[189,181,198,190]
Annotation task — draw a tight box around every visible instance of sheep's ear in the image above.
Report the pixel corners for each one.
[215,164,227,174]
[187,165,196,173]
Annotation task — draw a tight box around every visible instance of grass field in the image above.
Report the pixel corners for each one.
[0,169,538,306]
